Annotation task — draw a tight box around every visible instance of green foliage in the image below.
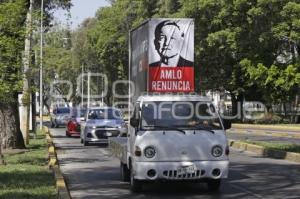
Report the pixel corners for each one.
[0,0,72,103]
[178,0,300,106]
[77,0,161,103]
[48,0,300,108]
[0,0,27,102]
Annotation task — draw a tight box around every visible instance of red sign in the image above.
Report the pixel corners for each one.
[149,67,194,92]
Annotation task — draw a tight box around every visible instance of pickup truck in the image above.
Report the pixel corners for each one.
[109,94,231,192]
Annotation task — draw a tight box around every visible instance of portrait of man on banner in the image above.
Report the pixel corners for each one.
[149,19,194,67]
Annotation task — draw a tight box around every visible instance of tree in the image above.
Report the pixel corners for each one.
[0,0,72,149]
[42,23,79,108]
[0,0,27,149]
[28,1,72,113]
[178,0,300,121]
[74,0,160,105]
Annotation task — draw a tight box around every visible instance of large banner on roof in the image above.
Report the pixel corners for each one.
[148,18,194,92]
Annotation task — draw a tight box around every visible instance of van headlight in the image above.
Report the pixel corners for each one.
[212,145,223,157]
[144,146,156,158]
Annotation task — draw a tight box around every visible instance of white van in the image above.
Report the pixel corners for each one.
[109,94,231,192]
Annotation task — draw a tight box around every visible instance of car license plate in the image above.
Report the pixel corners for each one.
[177,165,196,175]
[105,132,112,137]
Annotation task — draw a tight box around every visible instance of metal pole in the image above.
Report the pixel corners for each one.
[101,77,104,105]
[39,0,43,130]
[87,71,90,109]
[81,65,84,107]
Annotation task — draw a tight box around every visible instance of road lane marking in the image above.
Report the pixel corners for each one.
[230,183,264,199]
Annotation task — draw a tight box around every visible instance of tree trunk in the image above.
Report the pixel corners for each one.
[292,94,299,123]
[230,92,238,118]
[0,101,25,149]
[237,94,244,122]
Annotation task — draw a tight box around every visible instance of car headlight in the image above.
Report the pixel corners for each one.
[212,145,223,157]
[118,123,127,129]
[86,126,96,130]
[144,146,156,158]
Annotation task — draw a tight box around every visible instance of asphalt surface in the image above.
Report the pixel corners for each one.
[50,128,300,199]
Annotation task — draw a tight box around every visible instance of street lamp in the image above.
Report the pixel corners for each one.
[39,0,43,130]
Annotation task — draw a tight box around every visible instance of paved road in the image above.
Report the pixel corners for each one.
[50,128,300,199]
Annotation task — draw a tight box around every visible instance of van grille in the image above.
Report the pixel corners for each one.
[162,170,204,179]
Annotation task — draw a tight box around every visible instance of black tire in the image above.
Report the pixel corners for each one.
[84,140,89,146]
[207,179,221,192]
[130,164,142,192]
[80,139,83,144]
[120,162,130,182]
[51,120,55,128]
[66,131,70,137]
[54,120,58,128]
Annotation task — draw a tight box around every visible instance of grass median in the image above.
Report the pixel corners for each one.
[0,130,56,199]
[244,140,300,153]
[233,123,300,130]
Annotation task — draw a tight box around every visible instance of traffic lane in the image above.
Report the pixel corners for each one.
[228,149,300,198]
[227,131,300,145]
[50,128,300,199]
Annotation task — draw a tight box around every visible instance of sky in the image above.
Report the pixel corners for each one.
[54,0,111,29]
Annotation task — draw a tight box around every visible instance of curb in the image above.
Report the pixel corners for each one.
[229,139,300,163]
[44,126,71,199]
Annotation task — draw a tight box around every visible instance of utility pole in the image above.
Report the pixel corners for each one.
[22,0,34,144]
[81,65,84,107]
[39,0,44,130]
[87,71,91,109]
[101,76,104,106]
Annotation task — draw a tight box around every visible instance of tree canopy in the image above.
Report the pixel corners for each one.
[43,0,299,118]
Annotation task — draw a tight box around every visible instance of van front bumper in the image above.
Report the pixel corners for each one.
[133,160,229,180]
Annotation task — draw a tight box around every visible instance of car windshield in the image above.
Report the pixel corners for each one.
[88,108,122,120]
[56,108,70,114]
[141,101,222,130]
[71,108,86,118]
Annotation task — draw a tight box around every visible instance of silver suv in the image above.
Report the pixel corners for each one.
[81,107,127,146]
[50,107,71,128]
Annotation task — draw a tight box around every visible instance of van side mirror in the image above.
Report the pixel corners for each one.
[130,118,139,128]
[223,119,232,130]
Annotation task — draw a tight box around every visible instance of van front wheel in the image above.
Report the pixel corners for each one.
[120,162,130,182]
[207,179,221,192]
[130,167,142,192]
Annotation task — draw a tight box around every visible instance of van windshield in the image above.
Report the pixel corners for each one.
[56,108,70,114]
[141,101,222,130]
